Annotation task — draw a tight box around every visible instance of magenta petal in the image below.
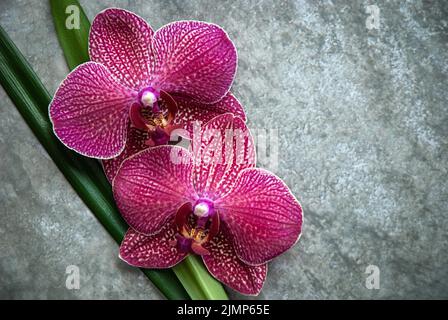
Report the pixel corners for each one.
[119,220,187,268]
[203,224,267,295]
[49,62,135,159]
[102,124,150,182]
[89,8,154,90]
[113,146,196,235]
[216,168,303,265]
[173,93,246,134]
[151,21,237,103]
[193,114,255,200]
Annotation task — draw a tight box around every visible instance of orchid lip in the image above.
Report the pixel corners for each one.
[175,234,192,253]
[173,200,219,256]
[129,88,179,146]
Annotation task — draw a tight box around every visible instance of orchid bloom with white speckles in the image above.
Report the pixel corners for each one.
[114,114,303,295]
[49,8,244,162]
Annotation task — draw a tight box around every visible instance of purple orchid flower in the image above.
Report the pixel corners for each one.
[113,114,303,295]
[101,93,245,182]
[49,8,242,159]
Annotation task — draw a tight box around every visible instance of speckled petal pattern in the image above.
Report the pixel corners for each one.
[151,21,237,103]
[103,94,247,180]
[102,124,150,182]
[173,93,246,134]
[49,62,136,159]
[89,8,154,90]
[203,224,267,295]
[216,168,303,265]
[113,146,196,235]
[193,114,255,199]
[119,219,187,268]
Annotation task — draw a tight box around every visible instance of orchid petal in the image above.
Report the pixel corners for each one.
[102,94,247,178]
[151,21,237,103]
[203,224,267,295]
[173,93,246,134]
[102,124,150,182]
[119,220,187,268]
[113,146,196,235]
[192,114,255,200]
[49,62,135,159]
[89,8,154,90]
[216,168,303,265]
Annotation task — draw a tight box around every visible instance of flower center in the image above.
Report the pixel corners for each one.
[141,91,158,109]
[130,87,179,146]
[193,199,215,219]
[173,200,219,256]
[138,87,160,112]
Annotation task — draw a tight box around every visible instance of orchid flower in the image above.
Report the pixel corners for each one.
[101,93,245,182]
[113,114,303,295]
[49,8,243,160]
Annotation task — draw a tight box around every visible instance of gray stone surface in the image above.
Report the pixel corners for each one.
[0,0,447,299]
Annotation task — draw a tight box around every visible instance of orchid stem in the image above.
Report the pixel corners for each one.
[173,255,229,300]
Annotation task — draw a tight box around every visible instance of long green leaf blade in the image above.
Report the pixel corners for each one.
[0,24,189,300]
[50,0,90,69]
[174,256,229,300]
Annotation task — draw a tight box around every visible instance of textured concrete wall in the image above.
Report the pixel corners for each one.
[0,0,447,299]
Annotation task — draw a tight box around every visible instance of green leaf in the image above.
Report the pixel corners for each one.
[50,0,90,69]
[0,24,189,300]
[174,256,229,300]
[49,0,230,300]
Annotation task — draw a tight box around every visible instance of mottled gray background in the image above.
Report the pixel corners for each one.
[0,0,447,299]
